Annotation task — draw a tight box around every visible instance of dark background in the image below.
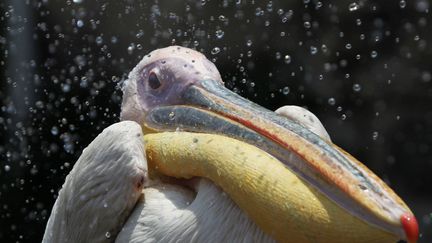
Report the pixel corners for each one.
[0,0,431,242]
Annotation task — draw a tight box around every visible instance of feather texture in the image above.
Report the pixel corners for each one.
[43,121,147,243]
[116,179,274,243]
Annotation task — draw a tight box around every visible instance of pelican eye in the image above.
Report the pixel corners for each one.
[148,72,161,89]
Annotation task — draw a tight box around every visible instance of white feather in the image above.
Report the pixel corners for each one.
[275,105,331,141]
[43,121,147,243]
[116,179,274,243]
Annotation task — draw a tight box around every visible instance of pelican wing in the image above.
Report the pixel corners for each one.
[43,122,147,243]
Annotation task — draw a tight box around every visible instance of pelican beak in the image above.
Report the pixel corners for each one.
[142,79,418,243]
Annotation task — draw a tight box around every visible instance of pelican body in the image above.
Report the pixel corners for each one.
[43,46,418,243]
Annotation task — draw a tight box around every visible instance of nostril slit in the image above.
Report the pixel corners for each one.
[358,184,368,190]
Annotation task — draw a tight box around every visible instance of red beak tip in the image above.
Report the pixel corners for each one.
[400,213,419,243]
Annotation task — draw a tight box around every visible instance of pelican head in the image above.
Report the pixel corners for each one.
[121,45,223,123]
[120,46,418,242]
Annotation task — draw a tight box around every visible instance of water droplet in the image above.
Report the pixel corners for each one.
[266,1,273,12]
[94,37,103,47]
[345,43,352,49]
[421,71,431,82]
[352,83,361,92]
[372,131,379,140]
[321,44,328,52]
[211,47,220,55]
[328,98,336,106]
[76,20,84,28]
[310,46,318,55]
[349,2,359,11]
[416,0,429,12]
[246,40,253,47]
[282,86,290,95]
[105,232,111,239]
[111,36,118,44]
[370,50,378,58]
[255,7,264,16]
[4,165,11,172]
[135,30,144,38]
[51,126,59,135]
[304,21,311,28]
[215,30,224,39]
[62,84,71,93]
[284,55,291,64]
[356,19,362,26]
[35,101,44,109]
[127,43,135,54]
[168,112,176,120]
[399,0,406,8]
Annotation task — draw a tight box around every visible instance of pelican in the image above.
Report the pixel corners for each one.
[43,46,418,243]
